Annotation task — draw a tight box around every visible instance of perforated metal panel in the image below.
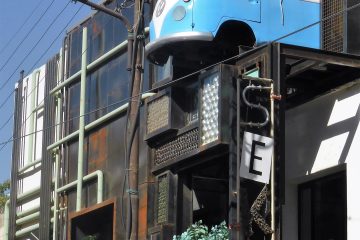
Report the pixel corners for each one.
[147,95,170,134]
[157,174,169,223]
[154,128,199,166]
[322,0,344,52]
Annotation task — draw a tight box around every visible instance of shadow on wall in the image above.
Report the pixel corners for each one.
[286,80,360,178]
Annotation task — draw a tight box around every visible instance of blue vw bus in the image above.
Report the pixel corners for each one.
[146,0,320,64]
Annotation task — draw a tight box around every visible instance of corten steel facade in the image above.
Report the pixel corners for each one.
[6,1,360,240]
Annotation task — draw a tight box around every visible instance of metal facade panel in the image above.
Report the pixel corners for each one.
[9,79,23,240]
[39,54,59,239]
[322,0,344,52]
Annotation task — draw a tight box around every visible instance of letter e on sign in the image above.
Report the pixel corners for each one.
[240,131,273,184]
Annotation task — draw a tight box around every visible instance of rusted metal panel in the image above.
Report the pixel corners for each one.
[88,127,108,172]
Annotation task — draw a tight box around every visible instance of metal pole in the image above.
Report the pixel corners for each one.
[270,82,275,240]
[47,93,155,151]
[76,26,88,211]
[53,94,62,240]
[74,0,132,31]
[72,0,134,73]
[127,0,143,238]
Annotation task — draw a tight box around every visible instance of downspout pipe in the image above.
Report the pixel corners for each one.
[76,26,87,211]
[53,94,62,240]
[57,170,103,203]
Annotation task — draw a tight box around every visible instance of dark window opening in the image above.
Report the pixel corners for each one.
[69,200,115,240]
[298,171,346,240]
[179,158,229,232]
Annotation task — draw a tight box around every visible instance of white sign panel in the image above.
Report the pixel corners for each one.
[240,132,273,184]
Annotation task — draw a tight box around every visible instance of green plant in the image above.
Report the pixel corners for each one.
[0,179,10,214]
[81,235,98,240]
[173,221,229,240]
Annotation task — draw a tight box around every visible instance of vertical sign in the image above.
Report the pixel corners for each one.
[240,131,273,184]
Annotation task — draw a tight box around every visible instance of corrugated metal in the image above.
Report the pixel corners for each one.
[322,0,344,52]
[39,55,59,239]
[9,78,23,239]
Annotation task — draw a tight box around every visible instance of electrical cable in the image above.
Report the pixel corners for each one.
[123,0,145,236]
[26,4,84,78]
[0,0,71,91]
[2,0,359,152]
[0,4,82,133]
[273,1,360,43]
[0,89,16,110]
[0,0,45,56]
[0,0,56,73]
[0,113,14,131]
[0,4,83,150]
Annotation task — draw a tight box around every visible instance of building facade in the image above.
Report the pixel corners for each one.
[4,0,360,240]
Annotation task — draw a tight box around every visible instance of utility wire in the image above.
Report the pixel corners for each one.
[0,4,84,151]
[0,52,242,149]
[0,113,14,131]
[0,0,56,73]
[0,0,45,56]
[0,89,15,110]
[27,5,84,76]
[0,0,71,91]
[0,4,83,114]
[2,0,359,148]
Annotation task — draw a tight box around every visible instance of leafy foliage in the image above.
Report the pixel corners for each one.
[0,179,10,213]
[173,221,229,240]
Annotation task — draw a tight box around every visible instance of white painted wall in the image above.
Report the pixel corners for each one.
[0,213,3,240]
[18,65,46,214]
[283,79,360,240]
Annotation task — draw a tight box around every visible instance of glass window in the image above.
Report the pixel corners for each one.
[68,28,83,76]
[85,53,129,124]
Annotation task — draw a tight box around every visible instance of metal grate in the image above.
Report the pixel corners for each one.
[147,95,170,134]
[322,0,344,53]
[157,174,169,223]
[154,128,199,166]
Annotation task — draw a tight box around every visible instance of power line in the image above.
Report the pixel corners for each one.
[0,3,84,150]
[2,0,359,149]
[0,0,45,56]
[0,0,56,73]
[0,4,83,119]
[0,5,82,148]
[0,89,15,110]
[0,113,14,131]
[0,0,71,91]
[27,5,84,76]
[0,51,242,149]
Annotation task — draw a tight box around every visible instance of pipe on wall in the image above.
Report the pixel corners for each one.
[47,93,155,151]
[76,26,88,211]
[56,170,104,204]
[53,92,62,240]
[50,28,149,95]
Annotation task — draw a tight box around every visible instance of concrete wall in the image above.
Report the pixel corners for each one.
[283,79,360,240]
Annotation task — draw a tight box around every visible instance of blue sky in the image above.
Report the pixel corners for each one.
[0,0,94,183]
